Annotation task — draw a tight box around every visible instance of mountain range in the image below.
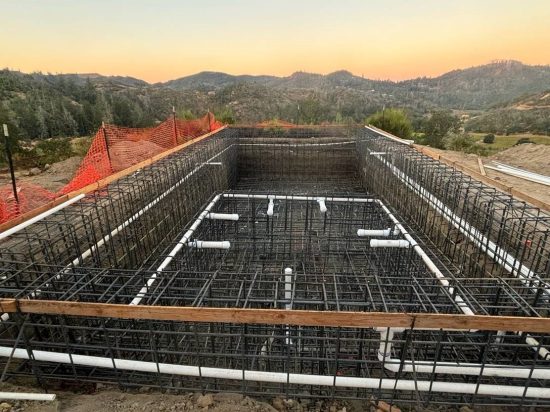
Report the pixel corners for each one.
[1,60,549,137]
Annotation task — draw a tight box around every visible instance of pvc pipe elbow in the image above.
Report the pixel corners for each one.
[316,198,327,214]
[267,199,274,216]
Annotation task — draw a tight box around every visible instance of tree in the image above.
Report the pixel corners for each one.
[366,108,413,139]
[483,133,495,144]
[214,107,236,124]
[178,109,195,120]
[422,110,461,148]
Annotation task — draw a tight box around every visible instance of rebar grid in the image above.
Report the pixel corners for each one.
[0,127,549,407]
[356,129,550,286]
[0,262,546,317]
[0,129,239,270]
[235,127,361,195]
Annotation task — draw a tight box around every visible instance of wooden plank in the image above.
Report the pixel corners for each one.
[0,126,227,233]
[477,157,487,176]
[3,299,550,333]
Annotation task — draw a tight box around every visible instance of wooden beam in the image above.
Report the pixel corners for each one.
[2,299,550,333]
[477,157,487,176]
[0,126,227,233]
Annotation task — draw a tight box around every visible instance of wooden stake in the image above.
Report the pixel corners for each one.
[478,157,487,176]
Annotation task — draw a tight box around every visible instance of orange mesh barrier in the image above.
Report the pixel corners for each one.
[0,114,222,225]
[0,183,56,224]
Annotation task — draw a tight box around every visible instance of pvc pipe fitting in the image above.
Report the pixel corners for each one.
[370,239,410,248]
[0,392,56,401]
[206,213,239,221]
[267,198,275,216]
[188,240,230,250]
[357,228,392,237]
[316,198,327,214]
[284,268,293,310]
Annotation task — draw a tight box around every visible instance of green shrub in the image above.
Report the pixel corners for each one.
[444,133,488,156]
[366,108,413,139]
[36,138,73,164]
[483,133,495,144]
[71,137,93,157]
[14,137,74,168]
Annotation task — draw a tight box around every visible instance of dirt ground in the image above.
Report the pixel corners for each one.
[0,383,365,412]
[0,156,82,193]
[420,143,550,205]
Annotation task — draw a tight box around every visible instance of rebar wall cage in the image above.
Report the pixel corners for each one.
[0,125,549,409]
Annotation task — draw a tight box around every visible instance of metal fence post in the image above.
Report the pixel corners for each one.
[2,123,19,206]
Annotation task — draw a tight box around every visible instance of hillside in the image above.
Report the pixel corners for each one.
[401,60,550,109]
[162,60,550,110]
[465,90,550,134]
[1,60,549,138]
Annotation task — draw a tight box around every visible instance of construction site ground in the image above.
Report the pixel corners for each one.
[0,382,361,412]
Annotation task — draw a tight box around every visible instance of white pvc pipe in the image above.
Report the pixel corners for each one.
[284,267,293,345]
[358,228,392,237]
[377,330,550,379]
[284,268,293,310]
[130,194,222,305]
[491,162,550,185]
[0,392,56,401]
[0,194,85,241]
[239,141,355,147]
[223,193,377,203]
[370,239,410,248]
[485,165,550,187]
[1,346,548,399]
[267,197,274,217]
[206,213,239,221]
[188,240,230,250]
[526,335,550,360]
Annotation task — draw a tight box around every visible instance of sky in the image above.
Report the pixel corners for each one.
[1,0,549,83]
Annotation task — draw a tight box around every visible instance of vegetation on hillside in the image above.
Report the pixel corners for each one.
[0,61,549,146]
[366,108,413,139]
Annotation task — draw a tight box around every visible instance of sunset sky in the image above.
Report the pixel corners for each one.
[1,0,549,83]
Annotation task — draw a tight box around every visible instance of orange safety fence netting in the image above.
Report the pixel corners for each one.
[0,113,223,225]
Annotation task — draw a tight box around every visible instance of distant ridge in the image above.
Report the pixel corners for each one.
[1,60,549,134]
